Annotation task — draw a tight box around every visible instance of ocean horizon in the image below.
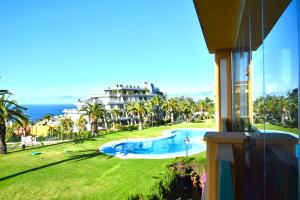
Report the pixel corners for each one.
[22,104,76,122]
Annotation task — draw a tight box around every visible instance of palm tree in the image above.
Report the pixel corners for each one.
[101,109,109,130]
[76,115,88,135]
[151,95,163,106]
[0,90,28,154]
[131,102,146,130]
[126,103,135,126]
[196,100,208,119]
[111,109,121,129]
[80,103,106,136]
[59,117,74,139]
[178,98,195,122]
[150,95,165,122]
[167,98,176,123]
[144,101,154,126]
[43,114,53,121]
[277,96,287,125]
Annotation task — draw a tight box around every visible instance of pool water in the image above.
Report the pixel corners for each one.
[100,128,299,159]
[99,128,213,159]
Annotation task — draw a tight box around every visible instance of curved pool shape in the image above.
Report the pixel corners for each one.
[99,128,214,159]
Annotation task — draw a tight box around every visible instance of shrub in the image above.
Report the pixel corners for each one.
[100,129,119,135]
[114,124,122,131]
[117,125,139,132]
[80,130,91,138]
[130,171,176,200]
[146,171,176,199]
[164,119,171,124]
[191,115,203,123]
[5,127,21,142]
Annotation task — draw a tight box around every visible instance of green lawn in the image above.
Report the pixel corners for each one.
[254,123,298,135]
[0,121,214,200]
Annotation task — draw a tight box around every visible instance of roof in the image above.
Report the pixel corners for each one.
[193,0,291,53]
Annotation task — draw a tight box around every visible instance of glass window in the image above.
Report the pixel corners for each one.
[220,59,228,118]
[232,0,299,198]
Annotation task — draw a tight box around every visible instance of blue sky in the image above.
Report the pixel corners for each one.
[252,0,299,99]
[0,0,215,104]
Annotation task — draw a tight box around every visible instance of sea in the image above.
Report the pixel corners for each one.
[23,104,76,122]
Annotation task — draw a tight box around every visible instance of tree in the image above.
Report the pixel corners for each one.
[196,97,214,119]
[0,90,28,154]
[101,109,109,130]
[167,98,177,123]
[144,101,155,126]
[285,88,298,127]
[253,88,298,128]
[150,95,165,122]
[131,102,146,130]
[111,109,121,129]
[43,114,53,121]
[59,117,74,139]
[177,97,195,122]
[80,103,106,136]
[76,115,88,136]
[126,103,136,126]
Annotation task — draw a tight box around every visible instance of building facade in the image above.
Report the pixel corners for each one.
[84,82,163,111]
[63,82,164,130]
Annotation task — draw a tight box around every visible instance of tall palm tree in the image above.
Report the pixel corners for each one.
[178,98,195,122]
[151,95,163,106]
[131,102,146,130]
[80,103,106,136]
[150,95,165,122]
[0,90,28,154]
[277,96,287,124]
[126,103,135,126]
[102,109,109,130]
[111,109,121,129]
[196,99,210,119]
[167,98,176,123]
[144,101,154,126]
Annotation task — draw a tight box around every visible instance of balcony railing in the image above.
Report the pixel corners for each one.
[204,131,298,200]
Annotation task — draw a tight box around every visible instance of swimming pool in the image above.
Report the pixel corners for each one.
[99,128,299,159]
[99,128,214,159]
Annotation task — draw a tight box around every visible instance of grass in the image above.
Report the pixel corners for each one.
[0,121,214,200]
[254,123,298,135]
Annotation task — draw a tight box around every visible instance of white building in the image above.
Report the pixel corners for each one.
[63,82,164,130]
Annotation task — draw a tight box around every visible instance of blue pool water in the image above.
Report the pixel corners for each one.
[100,128,299,159]
[99,128,212,159]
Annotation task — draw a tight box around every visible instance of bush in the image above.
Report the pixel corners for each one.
[100,129,119,135]
[37,136,46,142]
[114,124,138,131]
[191,115,203,123]
[146,171,176,199]
[5,127,21,142]
[164,119,171,124]
[152,120,165,127]
[129,171,176,200]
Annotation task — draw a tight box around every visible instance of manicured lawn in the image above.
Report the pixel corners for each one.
[254,123,298,135]
[0,121,214,200]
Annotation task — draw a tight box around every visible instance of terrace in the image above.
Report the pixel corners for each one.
[194,0,299,199]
